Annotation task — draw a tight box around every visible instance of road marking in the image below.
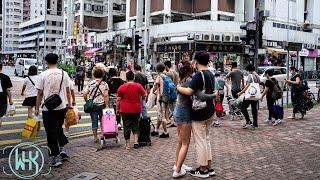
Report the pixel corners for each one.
[0,139,22,146]
[3,110,158,119]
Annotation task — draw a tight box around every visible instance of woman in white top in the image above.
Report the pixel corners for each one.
[21,65,39,119]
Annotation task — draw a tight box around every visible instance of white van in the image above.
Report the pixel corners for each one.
[14,58,43,77]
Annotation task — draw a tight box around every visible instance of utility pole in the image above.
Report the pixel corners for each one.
[254,8,260,72]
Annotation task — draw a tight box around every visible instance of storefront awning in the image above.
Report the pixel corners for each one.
[267,47,297,57]
[84,48,102,56]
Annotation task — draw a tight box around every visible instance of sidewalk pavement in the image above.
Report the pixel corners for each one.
[1,107,320,180]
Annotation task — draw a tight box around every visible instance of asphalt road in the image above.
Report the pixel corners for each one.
[1,66,319,149]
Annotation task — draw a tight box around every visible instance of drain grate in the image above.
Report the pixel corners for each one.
[68,172,100,180]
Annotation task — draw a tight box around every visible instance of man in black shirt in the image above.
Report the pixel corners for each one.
[134,65,149,119]
[0,63,13,127]
[177,51,217,178]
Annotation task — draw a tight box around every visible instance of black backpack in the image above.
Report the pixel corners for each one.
[271,79,283,100]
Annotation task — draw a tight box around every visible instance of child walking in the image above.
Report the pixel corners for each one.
[21,65,39,119]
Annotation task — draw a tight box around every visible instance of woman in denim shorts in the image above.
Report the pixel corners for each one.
[172,61,214,178]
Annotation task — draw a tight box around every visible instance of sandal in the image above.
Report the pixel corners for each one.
[287,116,295,119]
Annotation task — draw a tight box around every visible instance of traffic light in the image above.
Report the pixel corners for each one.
[124,37,133,51]
[240,21,257,56]
[134,34,143,50]
[240,21,256,45]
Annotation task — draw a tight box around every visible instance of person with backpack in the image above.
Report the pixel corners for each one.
[164,60,179,127]
[76,61,85,93]
[237,64,260,129]
[21,65,39,119]
[151,63,177,138]
[35,53,72,167]
[83,67,109,143]
[260,69,283,126]
[286,66,308,119]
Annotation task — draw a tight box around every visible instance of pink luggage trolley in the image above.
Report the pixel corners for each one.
[99,109,120,149]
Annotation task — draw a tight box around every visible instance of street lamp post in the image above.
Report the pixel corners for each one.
[286,0,290,107]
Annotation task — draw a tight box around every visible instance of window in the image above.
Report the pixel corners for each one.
[52,21,56,26]
[273,23,276,27]
[281,24,285,29]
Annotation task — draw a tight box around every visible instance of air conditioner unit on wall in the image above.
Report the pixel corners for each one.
[187,33,195,40]
[202,34,211,41]
[194,33,203,41]
[223,34,232,42]
[212,34,222,42]
[233,35,241,42]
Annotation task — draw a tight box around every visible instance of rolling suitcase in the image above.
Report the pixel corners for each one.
[101,109,119,140]
[138,117,152,146]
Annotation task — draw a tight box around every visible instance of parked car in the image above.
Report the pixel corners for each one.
[14,58,43,77]
[244,66,290,90]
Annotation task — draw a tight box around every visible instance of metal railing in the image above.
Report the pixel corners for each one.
[300,71,320,80]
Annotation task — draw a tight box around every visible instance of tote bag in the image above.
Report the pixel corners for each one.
[244,74,261,101]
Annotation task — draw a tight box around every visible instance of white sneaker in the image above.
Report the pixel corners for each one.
[273,119,282,126]
[172,168,186,178]
[264,119,273,124]
[173,164,192,172]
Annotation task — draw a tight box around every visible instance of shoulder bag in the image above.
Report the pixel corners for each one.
[244,74,261,101]
[192,71,207,110]
[84,80,102,113]
[43,70,64,111]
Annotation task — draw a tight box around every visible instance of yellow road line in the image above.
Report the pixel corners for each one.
[0,117,158,147]
[0,139,22,146]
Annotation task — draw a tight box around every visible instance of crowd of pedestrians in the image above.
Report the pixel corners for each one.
[0,49,314,178]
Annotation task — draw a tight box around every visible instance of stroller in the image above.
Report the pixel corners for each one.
[226,96,244,120]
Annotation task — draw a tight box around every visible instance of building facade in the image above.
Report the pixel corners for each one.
[1,0,23,55]
[18,0,64,58]
[89,0,320,70]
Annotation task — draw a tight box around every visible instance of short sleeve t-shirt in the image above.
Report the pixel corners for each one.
[23,75,39,97]
[246,73,260,84]
[265,78,275,98]
[189,70,215,121]
[134,72,148,89]
[226,70,243,91]
[0,73,13,105]
[68,77,75,91]
[35,69,71,111]
[117,83,146,113]
[107,78,124,95]
[86,80,109,105]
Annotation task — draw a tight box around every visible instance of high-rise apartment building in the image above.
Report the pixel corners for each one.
[23,0,30,21]
[2,0,23,54]
[18,0,64,57]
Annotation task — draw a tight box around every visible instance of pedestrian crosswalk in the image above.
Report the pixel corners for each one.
[0,97,158,148]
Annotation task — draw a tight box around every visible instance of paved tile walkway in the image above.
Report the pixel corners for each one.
[1,107,320,180]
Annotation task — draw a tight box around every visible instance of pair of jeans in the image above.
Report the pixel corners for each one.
[192,117,214,166]
[42,108,68,156]
[141,97,148,119]
[90,104,104,130]
[267,98,277,120]
[241,100,258,127]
